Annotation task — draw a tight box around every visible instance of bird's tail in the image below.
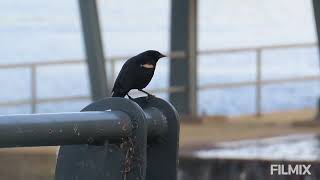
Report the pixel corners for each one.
[111,91,126,97]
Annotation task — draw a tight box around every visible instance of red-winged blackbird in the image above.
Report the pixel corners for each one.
[111,50,166,99]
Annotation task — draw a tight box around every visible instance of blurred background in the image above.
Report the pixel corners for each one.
[1,0,320,179]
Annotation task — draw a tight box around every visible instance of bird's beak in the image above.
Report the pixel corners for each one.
[159,53,166,58]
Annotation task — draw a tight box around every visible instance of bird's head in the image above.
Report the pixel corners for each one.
[141,50,166,63]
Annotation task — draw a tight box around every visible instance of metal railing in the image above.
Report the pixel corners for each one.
[0,42,319,115]
[0,97,179,180]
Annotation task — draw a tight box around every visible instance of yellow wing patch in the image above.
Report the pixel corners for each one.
[141,64,154,69]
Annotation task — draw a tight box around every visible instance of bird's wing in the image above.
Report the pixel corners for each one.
[112,60,138,93]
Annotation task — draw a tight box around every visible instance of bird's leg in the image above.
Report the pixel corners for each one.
[138,89,155,99]
[126,93,134,100]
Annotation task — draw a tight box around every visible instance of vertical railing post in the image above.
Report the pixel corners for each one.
[30,65,37,113]
[312,0,320,120]
[313,0,320,55]
[110,59,116,87]
[256,49,262,116]
[105,57,115,90]
[170,0,198,118]
[79,0,109,100]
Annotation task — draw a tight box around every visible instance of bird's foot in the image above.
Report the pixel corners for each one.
[127,94,134,100]
[146,94,156,100]
[138,89,155,98]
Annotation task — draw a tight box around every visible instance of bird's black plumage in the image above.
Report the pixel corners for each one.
[111,50,166,99]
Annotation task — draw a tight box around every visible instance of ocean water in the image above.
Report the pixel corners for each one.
[0,0,319,116]
[195,134,320,161]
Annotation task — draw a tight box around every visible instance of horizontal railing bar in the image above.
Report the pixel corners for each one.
[0,87,186,107]
[0,99,32,107]
[0,95,91,107]
[198,75,320,90]
[0,111,132,148]
[198,42,317,55]
[0,108,169,148]
[36,95,90,103]
[0,60,85,69]
[262,75,320,85]
[0,75,319,108]
[198,81,257,90]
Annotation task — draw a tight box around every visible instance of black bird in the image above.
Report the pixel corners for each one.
[111,50,166,99]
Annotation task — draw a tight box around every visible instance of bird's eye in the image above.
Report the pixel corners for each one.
[140,64,154,69]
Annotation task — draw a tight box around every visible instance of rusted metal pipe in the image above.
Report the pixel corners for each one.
[0,111,131,147]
